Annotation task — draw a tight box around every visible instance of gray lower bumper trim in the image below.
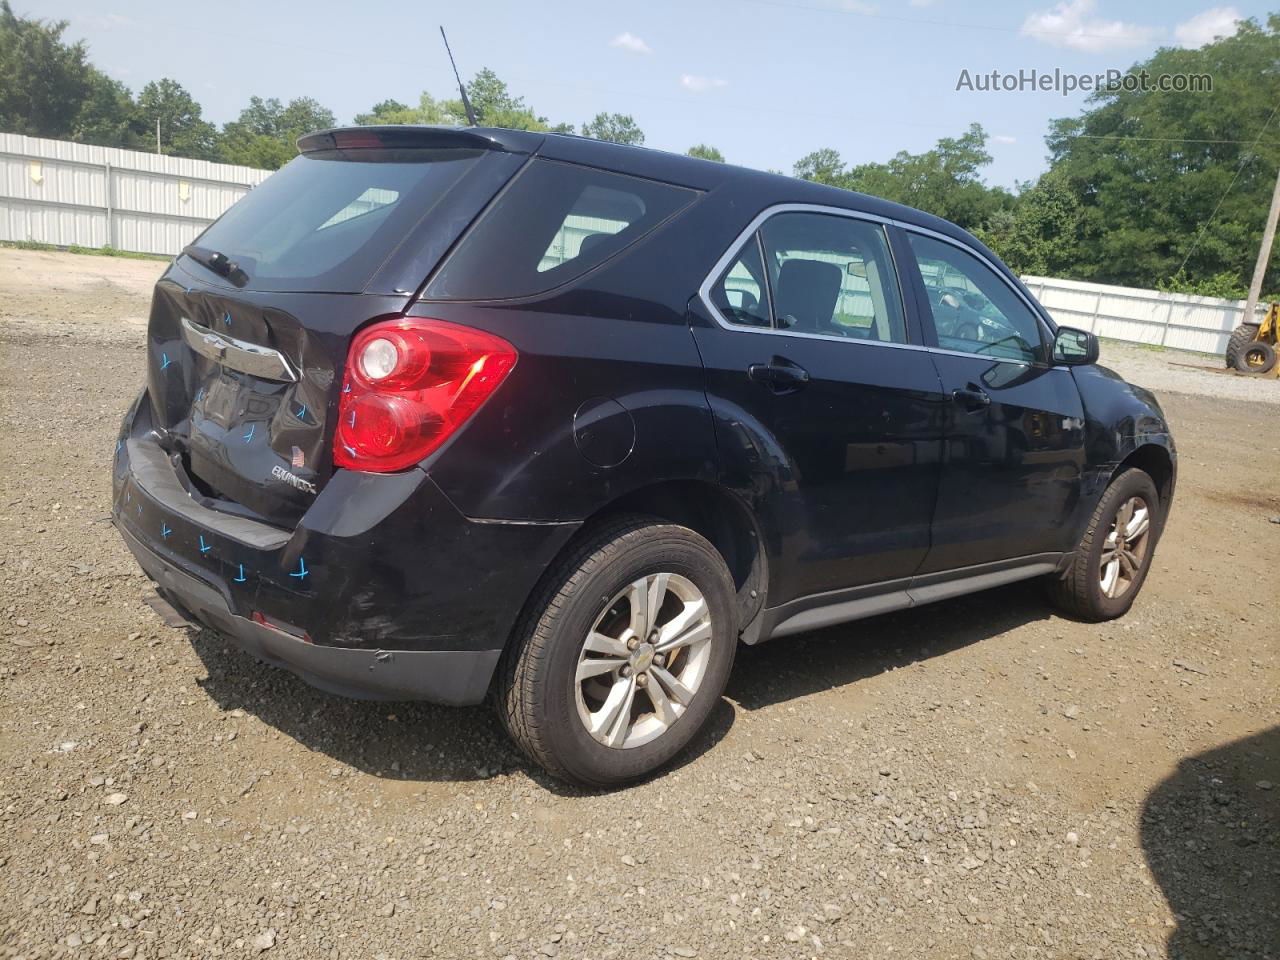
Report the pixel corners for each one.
[119,523,500,705]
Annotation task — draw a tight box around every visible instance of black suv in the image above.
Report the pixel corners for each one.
[112,127,1176,786]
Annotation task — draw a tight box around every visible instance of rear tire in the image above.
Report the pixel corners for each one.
[1226,323,1259,369]
[497,517,737,788]
[1238,340,1277,375]
[1049,468,1160,622]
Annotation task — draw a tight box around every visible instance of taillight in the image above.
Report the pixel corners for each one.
[334,317,517,473]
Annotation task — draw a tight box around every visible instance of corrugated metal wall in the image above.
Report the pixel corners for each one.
[0,133,271,256]
[1022,275,1264,355]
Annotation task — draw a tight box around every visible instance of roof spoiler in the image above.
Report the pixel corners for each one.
[297,126,542,155]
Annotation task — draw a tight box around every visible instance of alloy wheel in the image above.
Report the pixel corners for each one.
[574,573,713,749]
[1099,495,1151,598]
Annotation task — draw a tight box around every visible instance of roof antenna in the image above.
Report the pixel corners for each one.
[440,27,477,127]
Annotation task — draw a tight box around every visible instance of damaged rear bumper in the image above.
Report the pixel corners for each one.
[118,523,498,703]
[110,393,579,704]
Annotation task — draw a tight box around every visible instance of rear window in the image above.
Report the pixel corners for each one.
[188,148,483,292]
[425,159,697,300]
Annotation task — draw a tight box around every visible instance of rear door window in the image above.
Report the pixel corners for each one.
[758,212,908,343]
[425,159,697,300]
[189,148,484,293]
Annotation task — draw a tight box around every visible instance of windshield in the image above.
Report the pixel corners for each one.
[188,147,484,293]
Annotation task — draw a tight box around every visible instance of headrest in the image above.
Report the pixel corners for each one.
[774,259,842,333]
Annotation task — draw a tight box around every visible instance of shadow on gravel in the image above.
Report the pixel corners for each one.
[1141,725,1280,960]
[187,627,734,793]
[727,578,1052,711]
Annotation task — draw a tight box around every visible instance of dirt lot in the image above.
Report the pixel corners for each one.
[1,247,1277,960]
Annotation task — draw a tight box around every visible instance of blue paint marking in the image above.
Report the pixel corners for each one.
[124,491,130,505]
[289,557,309,582]
[343,443,357,457]
[223,312,232,326]
[348,409,356,427]
[198,535,211,555]
[342,382,351,394]
[194,387,205,403]
[116,439,123,454]
[160,353,172,370]
[136,503,142,515]
[233,564,247,583]
[161,523,171,539]
[243,423,255,443]
[295,402,307,420]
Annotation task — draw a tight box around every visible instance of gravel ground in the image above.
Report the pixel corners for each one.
[1,248,1277,960]
[1096,339,1280,406]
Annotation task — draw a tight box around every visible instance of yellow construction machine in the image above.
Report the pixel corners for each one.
[1227,302,1279,374]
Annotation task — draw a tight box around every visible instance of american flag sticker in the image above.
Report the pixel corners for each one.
[291,445,305,469]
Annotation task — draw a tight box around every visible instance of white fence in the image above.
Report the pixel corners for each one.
[0,133,270,256]
[1023,274,1263,356]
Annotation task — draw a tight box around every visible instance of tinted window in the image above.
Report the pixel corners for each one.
[191,148,483,293]
[427,159,697,300]
[758,213,907,343]
[908,234,1045,362]
[709,236,771,328]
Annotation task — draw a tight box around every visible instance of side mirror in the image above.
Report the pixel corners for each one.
[1052,326,1099,365]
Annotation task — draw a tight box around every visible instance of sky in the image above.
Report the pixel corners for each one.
[43,0,1275,188]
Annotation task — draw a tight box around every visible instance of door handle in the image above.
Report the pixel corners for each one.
[951,386,991,410]
[748,357,810,394]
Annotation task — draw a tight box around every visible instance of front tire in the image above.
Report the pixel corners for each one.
[498,517,737,787]
[1049,468,1160,622]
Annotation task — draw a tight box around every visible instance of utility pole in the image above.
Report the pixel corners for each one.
[156,116,161,155]
[1242,164,1280,325]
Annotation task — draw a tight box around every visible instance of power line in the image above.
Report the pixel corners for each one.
[1071,134,1280,145]
[1177,99,1280,275]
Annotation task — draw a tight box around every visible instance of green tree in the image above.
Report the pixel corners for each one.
[793,148,849,188]
[0,1,92,137]
[355,70,570,133]
[72,69,143,149]
[137,78,218,160]
[581,112,645,145]
[976,169,1083,276]
[794,127,1013,232]
[354,93,461,126]
[1043,15,1280,291]
[687,143,725,162]
[467,68,559,131]
[219,95,335,169]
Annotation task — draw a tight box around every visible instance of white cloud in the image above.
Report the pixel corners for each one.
[609,32,653,55]
[680,74,728,92]
[1021,0,1159,52]
[1174,7,1241,47]
[992,134,1017,144]
[840,0,880,13]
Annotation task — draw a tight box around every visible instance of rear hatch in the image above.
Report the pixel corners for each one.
[143,129,530,527]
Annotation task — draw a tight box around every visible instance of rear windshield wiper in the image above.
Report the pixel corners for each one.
[183,245,249,287]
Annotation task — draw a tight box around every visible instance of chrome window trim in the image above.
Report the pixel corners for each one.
[180,316,299,383]
[697,202,1063,367]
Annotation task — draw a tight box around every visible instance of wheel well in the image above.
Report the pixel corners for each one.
[1115,444,1174,530]
[582,481,767,629]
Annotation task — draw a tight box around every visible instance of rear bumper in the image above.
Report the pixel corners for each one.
[119,523,499,703]
[111,392,579,704]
